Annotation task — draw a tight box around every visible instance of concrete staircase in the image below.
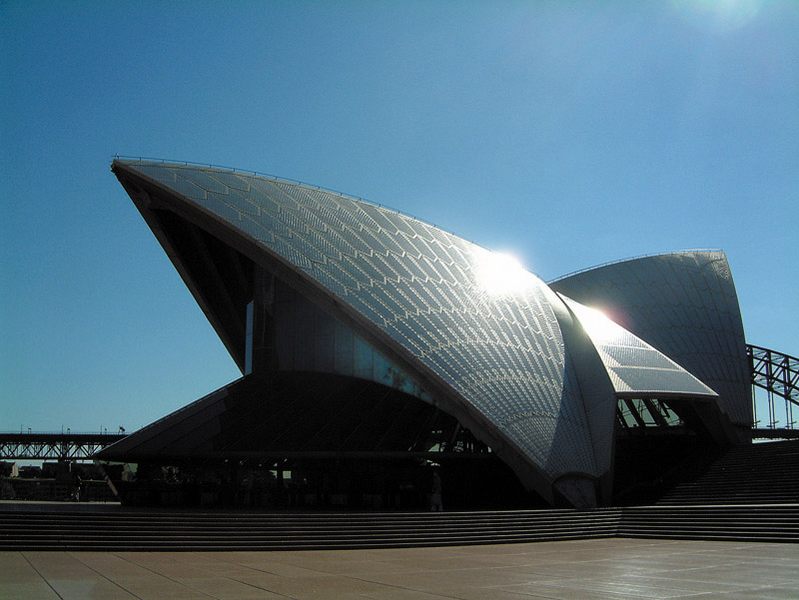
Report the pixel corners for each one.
[0,507,621,551]
[619,505,799,543]
[657,440,799,505]
[4,441,799,550]
[3,503,799,550]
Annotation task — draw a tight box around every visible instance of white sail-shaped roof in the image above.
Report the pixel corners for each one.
[112,159,745,506]
[113,159,600,500]
[551,252,750,425]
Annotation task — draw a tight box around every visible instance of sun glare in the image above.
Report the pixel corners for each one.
[561,298,625,346]
[572,304,623,345]
[473,249,533,297]
[673,0,764,33]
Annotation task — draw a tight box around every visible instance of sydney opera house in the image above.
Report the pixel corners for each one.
[100,159,751,509]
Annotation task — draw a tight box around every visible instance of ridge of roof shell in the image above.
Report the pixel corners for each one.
[548,248,728,285]
[114,157,384,207]
[111,157,482,259]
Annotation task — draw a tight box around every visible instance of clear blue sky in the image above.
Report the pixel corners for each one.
[2,1,797,434]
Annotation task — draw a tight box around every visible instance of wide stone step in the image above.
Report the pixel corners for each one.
[0,508,622,550]
[3,505,798,549]
[1,523,620,536]
[1,533,615,552]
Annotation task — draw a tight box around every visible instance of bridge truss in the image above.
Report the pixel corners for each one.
[748,344,799,437]
[0,433,127,461]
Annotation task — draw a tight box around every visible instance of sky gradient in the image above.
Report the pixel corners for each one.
[2,0,797,434]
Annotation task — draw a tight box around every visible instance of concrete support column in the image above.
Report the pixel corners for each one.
[245,267,277,374]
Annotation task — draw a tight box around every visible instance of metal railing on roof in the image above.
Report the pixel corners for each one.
[111,155,464,239]
[547,249,724,284]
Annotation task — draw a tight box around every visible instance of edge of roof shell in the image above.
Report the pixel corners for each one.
[112,156,503,265]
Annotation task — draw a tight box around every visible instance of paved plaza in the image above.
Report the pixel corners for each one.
[2,537,798,599]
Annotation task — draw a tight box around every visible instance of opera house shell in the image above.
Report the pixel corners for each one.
[101,159,751,508]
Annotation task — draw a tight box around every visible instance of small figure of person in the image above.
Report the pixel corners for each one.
[72,472,83,502]
[430,470,443,511]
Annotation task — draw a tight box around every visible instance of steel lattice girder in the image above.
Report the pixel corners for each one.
[748,344,799,404]
[0,434,126,461]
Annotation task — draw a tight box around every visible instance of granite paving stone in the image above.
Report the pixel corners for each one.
[2,538,798,599]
